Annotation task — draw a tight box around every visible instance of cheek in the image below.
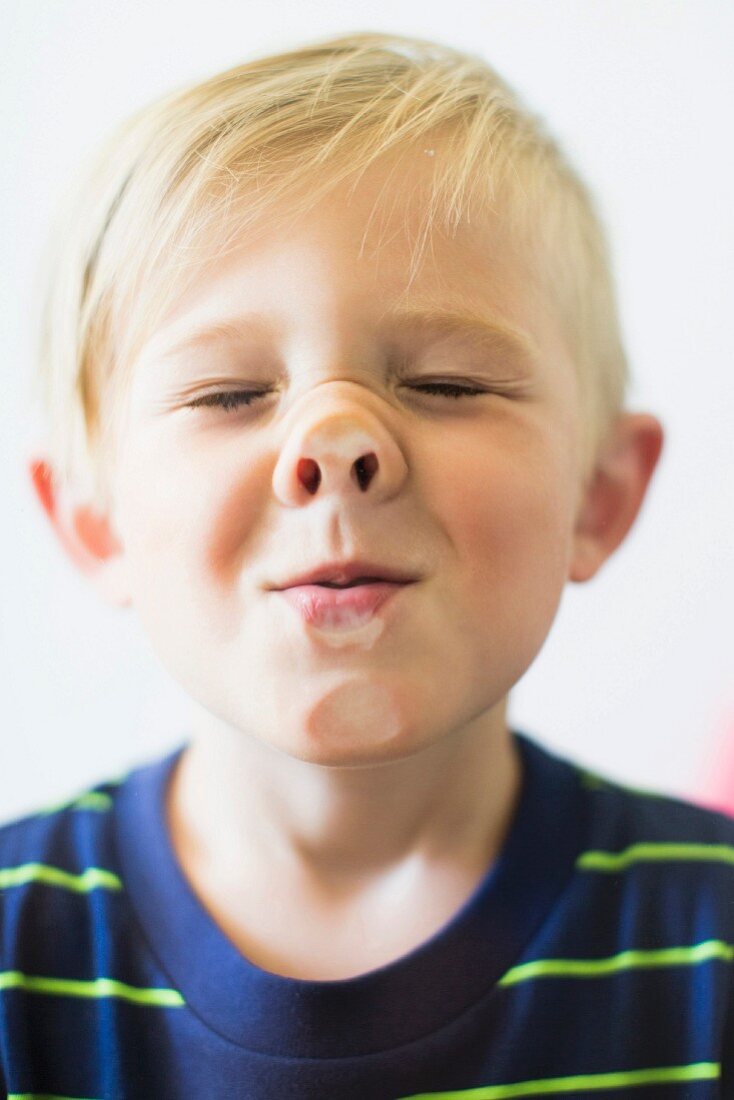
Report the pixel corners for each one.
[113,429,268,643]
[441,437,575,651]
[118,426,257,554]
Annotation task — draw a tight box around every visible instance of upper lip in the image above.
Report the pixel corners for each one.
[270,560,419,589]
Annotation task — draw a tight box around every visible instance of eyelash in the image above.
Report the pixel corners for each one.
[186,382,487,413]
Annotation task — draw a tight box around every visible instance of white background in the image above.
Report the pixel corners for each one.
[1,0,732,822]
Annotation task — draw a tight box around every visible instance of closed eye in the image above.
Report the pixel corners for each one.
[185,381,489,413]
[408,381,486,399]
[185,390,270,412]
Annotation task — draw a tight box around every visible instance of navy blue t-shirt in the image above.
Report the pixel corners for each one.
[1,730,733,1098]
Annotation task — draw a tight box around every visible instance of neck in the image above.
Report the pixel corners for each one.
[167,701,521,891]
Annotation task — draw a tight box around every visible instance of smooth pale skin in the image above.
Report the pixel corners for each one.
[29,147,664,980]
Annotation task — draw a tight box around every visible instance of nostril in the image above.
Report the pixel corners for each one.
[354,452,378,491]
[297,458,321,495]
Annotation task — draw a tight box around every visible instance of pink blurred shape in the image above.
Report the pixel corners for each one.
[693,708,734,817]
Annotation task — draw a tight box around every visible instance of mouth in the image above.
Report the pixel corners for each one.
[308,577,385,588]
[276,578,412,631]
[270,560,419,590]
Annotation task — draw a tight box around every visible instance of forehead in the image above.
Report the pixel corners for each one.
[160,182,508,303]
[130,145,567,383]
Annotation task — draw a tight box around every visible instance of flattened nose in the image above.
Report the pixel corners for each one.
[272,390,407,506]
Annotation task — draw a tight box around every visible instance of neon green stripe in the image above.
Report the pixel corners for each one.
[8,1094,100,1099]
[33,768,130,817]
[0,971,185,1007]
[10,1064,720,1100]
[577,769,607,790]
[498,939,733,987]
[577,842,734,872]
[575,769,663,800]
[37,791,113,816]
[398,1061,720,1098]
[0,862,122,893]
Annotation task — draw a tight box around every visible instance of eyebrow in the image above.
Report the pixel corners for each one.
[152,305,542,371]
[379,305,542,369]
[153,316,276,362]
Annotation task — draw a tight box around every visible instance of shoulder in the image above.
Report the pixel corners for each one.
[512,739,734,1069]
[0,767,126,862]
[574,760,734,846]
[567,759,734,942]
[0,767,129,967]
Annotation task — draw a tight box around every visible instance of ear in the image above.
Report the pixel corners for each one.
[28,455,133,608]
[569,412,665,583]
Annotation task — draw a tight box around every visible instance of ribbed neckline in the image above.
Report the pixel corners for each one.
[112,729,587,1058]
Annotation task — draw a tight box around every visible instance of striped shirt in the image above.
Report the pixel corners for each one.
[1,730,733,1099]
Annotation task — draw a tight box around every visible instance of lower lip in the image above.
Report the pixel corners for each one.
[276,582,411,630]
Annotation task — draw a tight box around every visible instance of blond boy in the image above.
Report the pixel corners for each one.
[1,31,732,1100]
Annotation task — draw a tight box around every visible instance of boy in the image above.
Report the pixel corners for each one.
[1,29,731,1099]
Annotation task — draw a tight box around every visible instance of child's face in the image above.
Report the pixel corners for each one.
[108,152,586,765]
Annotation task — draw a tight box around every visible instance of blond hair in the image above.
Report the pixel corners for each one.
[33,30,629,514]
